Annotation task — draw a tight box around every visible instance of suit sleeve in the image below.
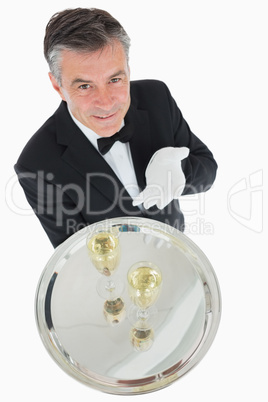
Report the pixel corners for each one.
[14,163,88,248]
[164,83,218,195]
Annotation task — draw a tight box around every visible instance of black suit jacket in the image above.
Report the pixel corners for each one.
[15,80,217,247]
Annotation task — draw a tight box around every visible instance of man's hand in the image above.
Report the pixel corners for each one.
[132,147,189,209]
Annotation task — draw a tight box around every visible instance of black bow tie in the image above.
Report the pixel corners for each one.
[97,124,133,155]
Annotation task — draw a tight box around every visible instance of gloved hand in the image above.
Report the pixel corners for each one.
[132,147,189,209]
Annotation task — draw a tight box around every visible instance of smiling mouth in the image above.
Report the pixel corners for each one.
[94,113,116,120]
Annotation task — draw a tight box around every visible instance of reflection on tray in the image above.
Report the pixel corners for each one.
[35,217,221,395]
[87,229,163,351]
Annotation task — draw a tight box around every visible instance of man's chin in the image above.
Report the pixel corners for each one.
[93,121,123,138]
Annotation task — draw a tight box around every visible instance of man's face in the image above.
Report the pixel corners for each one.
[49,41,131,137]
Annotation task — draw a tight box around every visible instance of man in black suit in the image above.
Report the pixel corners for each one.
[14,8,217,248]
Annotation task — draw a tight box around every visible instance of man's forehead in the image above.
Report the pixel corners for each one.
[59,44,129,85]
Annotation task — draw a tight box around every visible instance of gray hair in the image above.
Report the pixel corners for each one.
[44,8,131,85]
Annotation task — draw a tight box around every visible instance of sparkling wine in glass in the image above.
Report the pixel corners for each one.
[127,261,162,350]
[87,230,125,325]
[87,231,120,277]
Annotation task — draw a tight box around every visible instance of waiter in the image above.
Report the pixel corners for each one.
[14,8,217,248]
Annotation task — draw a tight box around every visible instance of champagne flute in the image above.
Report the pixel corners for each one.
[127,261,162,351]
[87,230,120,276]
[87,230,125,325]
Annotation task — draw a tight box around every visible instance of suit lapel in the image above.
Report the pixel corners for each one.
[55,102,122,201]
[126,104,152,190]
[54,101,147,214]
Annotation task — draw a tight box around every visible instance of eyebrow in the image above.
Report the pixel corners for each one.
[71,70,127,86]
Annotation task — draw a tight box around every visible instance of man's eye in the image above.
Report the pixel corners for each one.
[79,84,90,90]
[110,78,120,83]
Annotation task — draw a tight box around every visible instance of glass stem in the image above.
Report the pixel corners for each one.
[138,308,149,320]
[105,280,116,292]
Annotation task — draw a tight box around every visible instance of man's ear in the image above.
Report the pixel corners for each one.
[48,73,66,101]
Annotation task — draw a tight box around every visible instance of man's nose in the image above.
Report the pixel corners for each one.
[94,86,114,110]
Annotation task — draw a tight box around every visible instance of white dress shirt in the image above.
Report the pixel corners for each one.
[68,109,140,199]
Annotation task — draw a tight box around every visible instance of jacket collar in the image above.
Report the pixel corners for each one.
[54,98,152,211]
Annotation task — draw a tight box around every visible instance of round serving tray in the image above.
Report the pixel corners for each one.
[35,217,221,395]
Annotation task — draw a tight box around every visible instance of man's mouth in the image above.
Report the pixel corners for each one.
[94,112,116,120]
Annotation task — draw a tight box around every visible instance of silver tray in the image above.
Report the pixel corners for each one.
[35,217,221,395]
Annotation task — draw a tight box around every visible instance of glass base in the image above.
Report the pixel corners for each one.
[128,304,158,329]
[103,298,126,326]
[96,273,124,300]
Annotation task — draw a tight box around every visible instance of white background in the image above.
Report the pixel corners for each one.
[2,0,267,400]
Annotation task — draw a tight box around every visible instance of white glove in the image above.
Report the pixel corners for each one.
[132,147,189,209]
